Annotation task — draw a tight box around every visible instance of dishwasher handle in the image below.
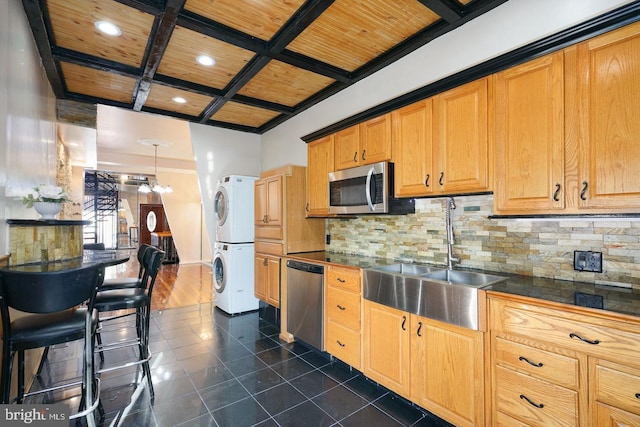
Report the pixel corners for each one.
[286,260,324,275]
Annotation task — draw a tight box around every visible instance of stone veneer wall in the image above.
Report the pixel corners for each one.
[8,224,83,265]
[327,194,640,290]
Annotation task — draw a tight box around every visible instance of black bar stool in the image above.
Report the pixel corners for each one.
[99,244,153,291]
[0,264,104,426]
[94,248,164,403]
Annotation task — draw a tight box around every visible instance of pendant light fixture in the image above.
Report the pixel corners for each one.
[138,143,172,194]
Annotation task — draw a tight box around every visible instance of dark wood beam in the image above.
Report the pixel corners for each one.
[51,47,142,78]
[21,0,64,97]
[417,0,462,23]
[133,0,186,110]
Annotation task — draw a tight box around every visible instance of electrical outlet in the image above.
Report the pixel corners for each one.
[573,250,603,273]
[326,234,331,245]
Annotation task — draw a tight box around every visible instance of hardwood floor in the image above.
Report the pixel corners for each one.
[105,249,213,311]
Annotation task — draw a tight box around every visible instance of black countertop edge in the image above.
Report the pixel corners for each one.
[489,214,640,219]
[7,219,91,226]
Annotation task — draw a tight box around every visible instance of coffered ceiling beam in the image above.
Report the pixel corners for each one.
[417,0,462,23]
[133,0,186,110]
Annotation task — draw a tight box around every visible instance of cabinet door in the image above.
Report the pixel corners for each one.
[434,77,491,194]
[307,136,334,217]
[334,125,360,170]
[360,114,392,165]
[572,22,640,210]
[266,255,280,307]
[595,402,640,427]
[411,315,485,427]
[494,52,565,214]
[363,300,410,397]
[265,176,282,227]
[392,99,434,197]
[254,180,268,228]
[254,254,267,301]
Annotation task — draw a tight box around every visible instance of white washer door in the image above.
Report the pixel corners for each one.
[213,186,229,227]
[213,251,226,294]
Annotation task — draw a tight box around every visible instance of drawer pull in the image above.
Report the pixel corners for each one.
[401,316,407,331]
[553,183,561,201]
[520,394,544,409]
[636,393,640,399]
[569,333,600,345]
[337,304,346,311]
[518,356,543,368]
[337,277,346,283]
[416,321,423,337]
[337,340,346,347]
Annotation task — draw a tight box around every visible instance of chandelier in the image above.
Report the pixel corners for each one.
[139,143,172,194]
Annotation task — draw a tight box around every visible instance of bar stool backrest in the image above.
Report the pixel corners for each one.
[0,265,104,315]
[136,244,155,279]
[143,249,164,294]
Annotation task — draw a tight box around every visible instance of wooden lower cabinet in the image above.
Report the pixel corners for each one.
[362,300,485,426]
[410,315,485,427]
[362,300,411,397]
[254,254,280,307]
[324,266,362,369]
[489,294,640,426]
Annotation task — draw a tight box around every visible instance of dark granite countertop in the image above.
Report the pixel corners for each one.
[285,251,640,319]
[0,250,130,272]
[7,219,90,226]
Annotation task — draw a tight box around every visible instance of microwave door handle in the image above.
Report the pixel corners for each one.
[365,166,375,211]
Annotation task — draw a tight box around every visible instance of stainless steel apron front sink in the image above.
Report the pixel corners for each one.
[363,264,508,330]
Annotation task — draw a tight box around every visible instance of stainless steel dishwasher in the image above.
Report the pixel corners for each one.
[286,260,324,351]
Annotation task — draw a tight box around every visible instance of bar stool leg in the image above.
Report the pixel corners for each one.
[1,342,11,403]
[17,350,25,403]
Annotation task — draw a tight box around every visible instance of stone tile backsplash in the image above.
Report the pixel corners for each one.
[327,194,640,289]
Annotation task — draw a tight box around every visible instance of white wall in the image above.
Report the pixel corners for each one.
[189,123,261,262]
[260,0,634,170]
[0,0,57,254]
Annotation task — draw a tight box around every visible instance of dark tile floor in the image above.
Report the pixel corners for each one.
[26,303,453,427]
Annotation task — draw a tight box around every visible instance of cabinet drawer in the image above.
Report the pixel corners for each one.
[255,226,283,241]
[327,287,360,331]
[593,360,640,416]
[327,266,361,293]
[326,320,361,368]
[494,336,578,390]
[495,365,578,427]
[255,241,283,255]
[499,303,640,365]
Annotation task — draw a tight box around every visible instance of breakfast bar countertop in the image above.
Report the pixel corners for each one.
[0,249,131,273]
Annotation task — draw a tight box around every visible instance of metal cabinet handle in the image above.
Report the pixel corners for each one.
[353,152,358,162]
[337,304,346,311]
[439,172,444,186]
[401,316,407,331]
[337,277,346,283]
[416,321,423,337]
[636,393,640,399]
[262,259,268,267]
[362,149,366,161]
[305,203,309,212]
[553,183,561,201]
[337,340,346,347]
[424,174,430,188]
[569,333,600,345]
[519,356,543,368]
[520,394,544,409]
[580,181,588,200]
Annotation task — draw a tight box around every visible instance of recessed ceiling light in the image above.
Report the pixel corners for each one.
[172,96,187,104]
[196,55,215,67]
[95,20,122,36]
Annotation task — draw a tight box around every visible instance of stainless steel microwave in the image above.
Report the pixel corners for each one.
[328,161,415,215]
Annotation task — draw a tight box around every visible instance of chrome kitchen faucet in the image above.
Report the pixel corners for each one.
[446,197,459,270]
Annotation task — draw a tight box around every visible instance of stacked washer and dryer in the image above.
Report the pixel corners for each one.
[213,175,260,315]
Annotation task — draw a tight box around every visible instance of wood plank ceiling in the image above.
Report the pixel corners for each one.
[23,0,507,134]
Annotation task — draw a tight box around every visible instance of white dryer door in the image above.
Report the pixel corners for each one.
[213,252,226,294]
[213,187,229,226]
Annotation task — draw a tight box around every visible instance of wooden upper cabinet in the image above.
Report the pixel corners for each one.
[434,77,491,194]
[393,99,435,197]
[493,51,565,214]
[569,21,640,212]
[334,114,392,170]
[306,135,334,217]
[254,175,283,240]
[360,114,392,165]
